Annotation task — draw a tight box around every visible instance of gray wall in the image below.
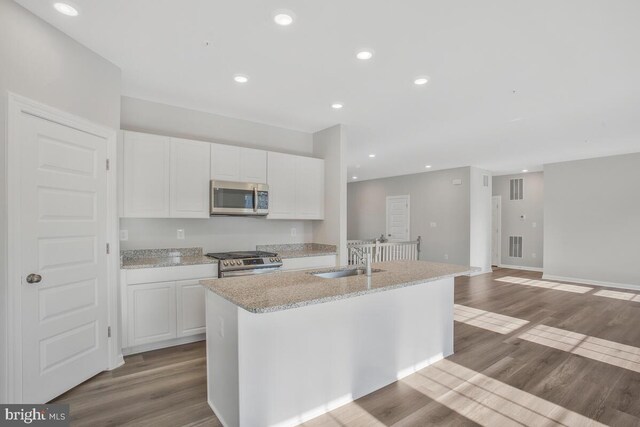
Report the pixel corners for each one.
[119,96,318,252]
[121,96,313,155]
[0,0,121,402]
[313,125,348,265]
[544,153,640,286]
[347,168,471,266]
[493,172,544,269]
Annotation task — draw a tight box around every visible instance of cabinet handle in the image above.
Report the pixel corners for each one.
[253,187,258,212]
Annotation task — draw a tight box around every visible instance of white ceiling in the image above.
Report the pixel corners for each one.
[16,0,640,180]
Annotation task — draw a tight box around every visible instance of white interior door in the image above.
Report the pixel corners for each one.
[386,195,410,241]
[18,111,109,403]
[492,196,501,266]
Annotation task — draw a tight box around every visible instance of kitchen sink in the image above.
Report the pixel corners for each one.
[311,268,383,279]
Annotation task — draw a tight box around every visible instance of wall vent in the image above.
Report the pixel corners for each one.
[483,175,489,187]
[510,178,523,200]
[509,236,523,258]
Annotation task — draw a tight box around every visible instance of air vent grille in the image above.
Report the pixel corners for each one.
[510,178,523,200]
[509,236,523,258]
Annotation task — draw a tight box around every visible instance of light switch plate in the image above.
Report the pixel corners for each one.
[430,222,437,228]
[119,230,128,241]
[177,229,185,240]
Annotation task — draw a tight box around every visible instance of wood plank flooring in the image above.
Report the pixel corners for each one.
[53,268,640,426]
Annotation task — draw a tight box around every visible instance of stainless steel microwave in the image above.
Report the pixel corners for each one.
[210,181,269,216]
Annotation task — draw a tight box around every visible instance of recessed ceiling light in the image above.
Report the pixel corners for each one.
[522,169,529,173]
[234,75,249,83]
[274,13,294,26]
[331,103,343,109]
[414,76,429,85]
[352,176,358,180]
[356,50,374,60]
[425,165,432,168]
[53,2,78,16]
[369,154,376,158]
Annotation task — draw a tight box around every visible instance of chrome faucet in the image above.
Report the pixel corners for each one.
[351,247,372,277]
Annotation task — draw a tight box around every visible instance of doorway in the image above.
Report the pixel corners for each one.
[492,195,502,267]
[6,94,119,403]
[386,195,410,241]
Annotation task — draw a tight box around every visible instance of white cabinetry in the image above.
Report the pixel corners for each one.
[122,131,211,218]
[176,280,207,337]
[127,281,177,346]
[170,138,211,218]
[211,144,267,183]
[121,264,216,354]
[268,152,324,220]
[123,131,171,217]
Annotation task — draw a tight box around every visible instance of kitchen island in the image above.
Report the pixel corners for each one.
[200,260,472,427]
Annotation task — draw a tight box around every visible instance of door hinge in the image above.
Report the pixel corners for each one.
[108,326,111,338]
[106,243,110,254]
[106,159,110,171]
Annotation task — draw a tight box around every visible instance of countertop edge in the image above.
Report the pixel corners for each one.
[202,269,473,314]
[278,252,337,259]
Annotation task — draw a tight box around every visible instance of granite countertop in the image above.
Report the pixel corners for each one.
[121,247,217,269]
[200,260,472,314]
[256,243,337,259]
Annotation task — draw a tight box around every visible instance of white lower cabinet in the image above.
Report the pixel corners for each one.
[176,280,206,337]
[122,264,216,354]
[127,281,177,347]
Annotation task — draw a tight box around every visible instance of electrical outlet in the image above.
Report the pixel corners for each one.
[532,222,537,228]
[444,253,449,260]
[119,230,128,241]
[532,253,537,259]
[290,227,297,237]
[177,229,185,240]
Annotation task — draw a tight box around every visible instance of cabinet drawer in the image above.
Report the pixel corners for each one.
[125,264,217,284]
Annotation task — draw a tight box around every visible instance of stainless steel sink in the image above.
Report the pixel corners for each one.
[311,268,382,279]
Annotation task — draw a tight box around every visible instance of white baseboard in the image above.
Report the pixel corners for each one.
[122,334,205,356]
[542,274,640,292]
[108,354,125,371]
[468,268,493,277]
[498,264,543,272]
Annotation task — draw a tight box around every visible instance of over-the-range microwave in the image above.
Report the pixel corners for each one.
[210,180,269,216]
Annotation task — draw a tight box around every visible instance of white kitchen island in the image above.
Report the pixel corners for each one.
[200,260,471,427]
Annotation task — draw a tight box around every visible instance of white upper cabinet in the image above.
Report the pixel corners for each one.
[211,144,267,183]
[295,156,325,219]
[268,152,324,220]
[210,143,241,181]
[170,138,211,218]
[240,148,267,183]
[123,131,171,217]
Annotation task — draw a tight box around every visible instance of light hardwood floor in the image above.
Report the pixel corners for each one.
[53,268,640,426]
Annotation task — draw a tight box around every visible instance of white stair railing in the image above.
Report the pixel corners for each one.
[347,236,421,265]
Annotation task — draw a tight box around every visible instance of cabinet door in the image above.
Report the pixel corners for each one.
[267,152,297,219]
[176,280,207,337]
[127,281,177,346]
[170,138,211,218]
[240,148,267,183]
[295,157,325,219]
[123,131,171,217]
[210,143,241,181]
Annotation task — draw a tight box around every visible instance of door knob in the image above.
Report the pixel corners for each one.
[26,274,42,284]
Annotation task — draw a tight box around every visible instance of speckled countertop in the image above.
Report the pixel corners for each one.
[121,247,217,269]
[201,260,472,313]
[256,243,337,258]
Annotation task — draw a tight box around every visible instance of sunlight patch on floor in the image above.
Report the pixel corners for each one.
[593,289,640,302]
[454,304,529,334]
[402,359,606,426]
[519,324,640,373]
[495,276,593,294]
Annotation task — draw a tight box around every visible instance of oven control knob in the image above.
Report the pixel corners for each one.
[276,257,281,262]
[269,258,274,262]
[223,261,228,266]
[236,260,242,265]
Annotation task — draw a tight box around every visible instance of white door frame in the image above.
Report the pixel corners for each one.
[491,195,501,267]
[386,195,410,241]
[6,93,122,403]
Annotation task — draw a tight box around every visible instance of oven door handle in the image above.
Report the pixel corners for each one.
[253,187,258,212]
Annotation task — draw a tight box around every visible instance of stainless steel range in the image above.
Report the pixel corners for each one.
[206,251,283,278]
